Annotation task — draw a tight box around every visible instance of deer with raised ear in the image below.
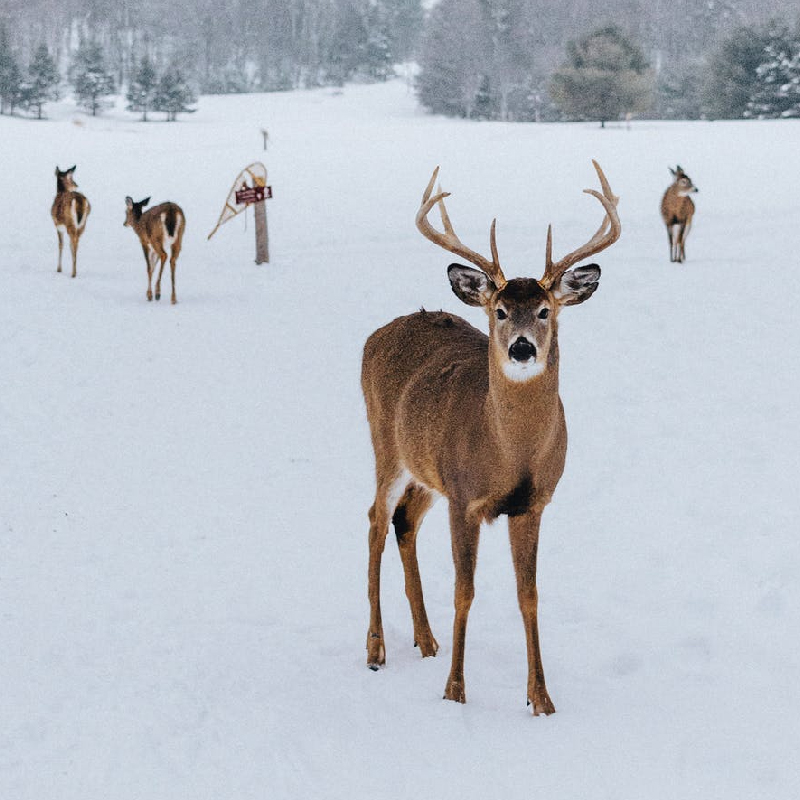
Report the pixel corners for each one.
[52,166,91,278]
[124,196,186,304]
[661,165,698,263]
[361,161,620,715]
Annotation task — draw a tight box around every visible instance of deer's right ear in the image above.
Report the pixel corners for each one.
[448,263,496,307]
[125,196,134,208]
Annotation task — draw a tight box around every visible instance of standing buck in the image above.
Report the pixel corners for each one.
[51,166,91,278]
[362,161,620,715]
[661,165,698,263]
[124,197,185,304]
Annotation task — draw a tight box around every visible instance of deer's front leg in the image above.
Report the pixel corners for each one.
[508,509,555,716]
[443,503,480,703]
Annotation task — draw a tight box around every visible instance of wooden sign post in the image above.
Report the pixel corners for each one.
[208,163,273,265]
[234,184,273,264]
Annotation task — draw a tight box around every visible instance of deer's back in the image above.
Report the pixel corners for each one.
[661,187,694,225]
[362,310,490,489]
[363,310,488,409]
[140,202,185,241]
[51,191,90,229]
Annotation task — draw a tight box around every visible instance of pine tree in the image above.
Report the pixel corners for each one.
[0,23,23,115]
[365,1,393,81]
[127,56,158,121]
[702,25,772,120]
[153,65,197,121]
[745,30,800,119]
[549,25,653,127]
[22,43,60,119]
[416,0,491,119]
[71,39,116,117]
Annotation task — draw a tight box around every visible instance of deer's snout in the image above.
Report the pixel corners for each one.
[509,337,536,363]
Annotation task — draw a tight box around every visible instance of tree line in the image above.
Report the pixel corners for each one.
[1,0,799,122]
[417,1,800,122]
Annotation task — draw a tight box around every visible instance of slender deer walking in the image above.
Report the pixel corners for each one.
[124,197,185,304]
[51,166,91,278]
[661,165,698,263]
[362,161,620,715]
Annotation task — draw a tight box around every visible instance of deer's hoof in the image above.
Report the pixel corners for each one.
[443,679,466,704]
[366,631,385,668]
[527,689,556,716]
[414,634,439,658]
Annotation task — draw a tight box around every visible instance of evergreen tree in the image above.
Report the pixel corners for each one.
[153,65,197,121]
[126,56,158,121]
[386,0,424,63]
[22,43,59,119]
[550,25,653,126]
[702,25,772,119]
[71,39,116,116]
[745,29,800,119]
[365,1,393,81]
[0,23,23,115]
[416,0,491,119]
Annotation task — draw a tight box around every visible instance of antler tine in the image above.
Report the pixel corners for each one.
[540,160,621,290]
[415,168,507,289]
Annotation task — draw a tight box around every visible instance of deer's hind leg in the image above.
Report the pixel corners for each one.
[154,247,167,301]
[143,244,156,300]
[168,242,180,305]
[56,228,64,273]
[69,231,79,278]
[393,484,438,658]
[367,465,411,669]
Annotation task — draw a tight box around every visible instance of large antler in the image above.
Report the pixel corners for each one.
[540,160,620,290]
[416,167,507,290]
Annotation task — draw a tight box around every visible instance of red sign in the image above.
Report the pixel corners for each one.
[235,185,272,205]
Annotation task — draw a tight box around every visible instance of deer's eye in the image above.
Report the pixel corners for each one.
[496,308,507,320]
[538,307,550,319]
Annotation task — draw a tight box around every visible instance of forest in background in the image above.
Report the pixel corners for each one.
[1,0,799,120]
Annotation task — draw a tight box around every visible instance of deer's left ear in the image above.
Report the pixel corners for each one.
[553,264,601,307]
[67,165,76,173]
[125,196,134,208]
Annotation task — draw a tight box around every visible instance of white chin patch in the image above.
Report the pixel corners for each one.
[503,359,545,382]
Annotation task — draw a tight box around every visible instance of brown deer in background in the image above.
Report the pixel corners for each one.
[361,161,620,715]
[124,197,186,304]
[661,165,698,263]
[51,166,91,278]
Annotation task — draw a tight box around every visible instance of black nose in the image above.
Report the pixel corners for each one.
[509,337,536,362]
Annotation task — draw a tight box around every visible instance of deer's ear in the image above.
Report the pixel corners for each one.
[125,196,134,208]
[553,264,601,307]
[669,166,676,176]
[141,196,151,207]
[67,165,76,173]
[447,263,496,307]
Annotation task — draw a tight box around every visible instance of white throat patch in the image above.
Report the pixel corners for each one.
[503,359,545,382]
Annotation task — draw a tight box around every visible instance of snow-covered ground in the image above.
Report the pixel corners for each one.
[1,81,799,799]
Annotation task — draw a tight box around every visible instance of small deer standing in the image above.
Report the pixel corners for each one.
[362,161,620,714]
[124,197,186,304]
[52,166,91,278]
[661,165,698,263]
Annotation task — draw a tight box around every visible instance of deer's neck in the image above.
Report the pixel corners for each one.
[484,339,561,462]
